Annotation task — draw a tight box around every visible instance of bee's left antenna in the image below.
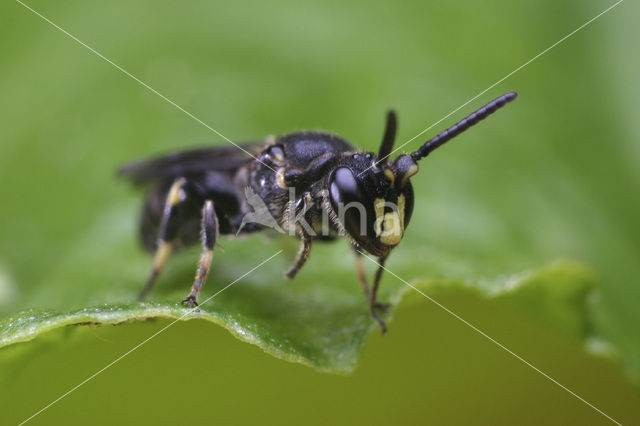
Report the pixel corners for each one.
[377,110,397,163]
[410,92,518,162]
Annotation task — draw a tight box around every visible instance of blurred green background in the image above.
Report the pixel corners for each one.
[1,0,639,424]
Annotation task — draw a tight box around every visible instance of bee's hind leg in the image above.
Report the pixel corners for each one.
[182,200,219,308]
[138,177,186,301]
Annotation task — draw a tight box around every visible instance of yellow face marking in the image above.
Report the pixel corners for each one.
[401,163,419,187]
[374,198,385,236]
[384,168,395,185]
[374,197,405,246]
[379,212,403,245]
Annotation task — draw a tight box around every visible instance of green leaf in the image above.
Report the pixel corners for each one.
[0,263,596,373]
[0,208,599,373]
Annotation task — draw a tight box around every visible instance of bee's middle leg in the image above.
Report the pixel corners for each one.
[182,200,219,307]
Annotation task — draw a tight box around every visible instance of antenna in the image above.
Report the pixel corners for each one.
[410,92,518,161]
[377,110,397,162]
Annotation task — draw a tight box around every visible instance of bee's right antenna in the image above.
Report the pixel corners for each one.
[410,92,518,161]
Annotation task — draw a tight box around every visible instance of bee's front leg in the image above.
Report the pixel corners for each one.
[284,193,315,279]
[353,248,370,297]
[369,254,390,334]
[285,231,312,279]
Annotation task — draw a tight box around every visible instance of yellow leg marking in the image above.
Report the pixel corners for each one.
[152,241,173,271]
[188,249,213,299]
[139,241,173,301]
[167,177,187,206]
[197,250,213,280]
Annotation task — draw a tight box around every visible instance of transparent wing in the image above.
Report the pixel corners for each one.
[118,143,264,185]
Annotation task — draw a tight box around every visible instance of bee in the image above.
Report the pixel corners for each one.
[120,92,517,332]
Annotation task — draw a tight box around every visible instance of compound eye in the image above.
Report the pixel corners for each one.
[329,167,367,238]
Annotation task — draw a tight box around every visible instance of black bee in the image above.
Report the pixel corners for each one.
[120,92,517,332]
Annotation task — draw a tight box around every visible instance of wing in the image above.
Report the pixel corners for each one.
[118,142,265,185]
